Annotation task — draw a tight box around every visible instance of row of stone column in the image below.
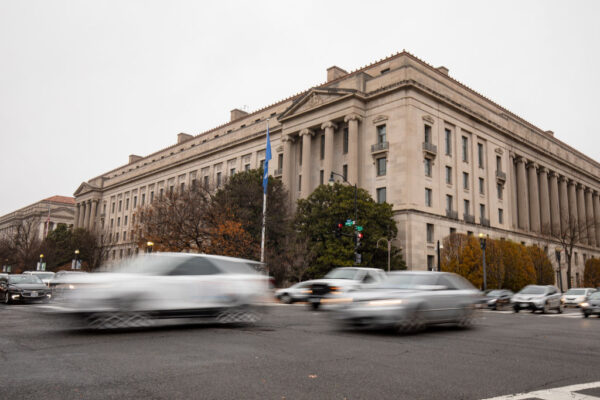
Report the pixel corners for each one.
[282,113,362,199]
[74,199,98,231]
[513,156,600,247]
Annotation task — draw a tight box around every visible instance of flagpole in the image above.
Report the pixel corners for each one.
[260,119,270,272]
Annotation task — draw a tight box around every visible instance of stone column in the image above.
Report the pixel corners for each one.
[78,202,86,228]
[568,180,578,234]
[321,121,337,184]
[299,129,314,198]
[515,157,529,230]
[594,192,600,247]
[585,188,596,247]
[90,200,98,232]
[538,166,550,234]
[344,114,362,186]
[282,134,294,195]
[576,184,588,244]
[74,203,81,229]
[549,172,560,236]
[83,200,91,230]
[559,176,569,234]
[509,152,518,229]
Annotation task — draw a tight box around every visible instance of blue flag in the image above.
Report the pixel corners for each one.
[263,122,272,194]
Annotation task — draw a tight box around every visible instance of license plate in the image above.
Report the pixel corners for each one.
[520,303,528,307]
[31,291,38,297]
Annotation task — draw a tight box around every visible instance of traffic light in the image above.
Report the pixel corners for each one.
[335,222,343,238]
[356,231,363,248]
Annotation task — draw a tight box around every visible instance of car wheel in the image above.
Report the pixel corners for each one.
[514,306,519,313]
[310,302,320,310]
[280,294,292,304]
[542,302,550,314]
[396,308,425,334]
[583,312,590,318]
[457,307,475,329]
[558,304,564,314]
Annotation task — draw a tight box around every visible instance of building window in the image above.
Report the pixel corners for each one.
[424,158,432,177]
[150,191,154,202]
[450,227,456,235]
[377,187,387,204]
[245,163,250,171]
[424,125,432,143]
[133,196,137,208]
[119,249,123,258]
[464,199,470,215]
[425,188,432,207]
[216,172,222,187]
[298,175,302,192]
[123,231,127,241]
[343,127,349,154]
[110,219,114,228]
[377,125,386,144]
[463,172,469,190]
[181,182,185,192]
[103,203,106,214]
[478,143,484,168]
[445,128,452,156]
[169,185,174,194]
[141,194,145,205]
[575,252,578,265]
[115,233,119,242]
[111,203,115,213]
[427,255,435,271]
[278,153,283,169]
[445,166,452,184]
[229,168,235,177]
[124,216,128,226]
[426,223,434,243]
[159,188,164,199]
[320,134,325,160]
[117,217,121,227]
[377,157,387,176]
[320,170,324,185]
[479,178,485,194]
[462,136,468,162]
[446,195,453,212]
[343,164,348,181]
[497,183,503,200]
[498,208,504,224]
[118,200,122,212]
[125,198,129,210]
[496,155,502,172]
[259,160,265,170]
[480,204,485,218]
[132,214,135,224]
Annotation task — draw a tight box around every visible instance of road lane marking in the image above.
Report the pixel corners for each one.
[483,380,600,399]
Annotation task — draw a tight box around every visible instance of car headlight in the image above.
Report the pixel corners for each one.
[580,302,589,308]
[367,299,404,307]
[561,298,565,303]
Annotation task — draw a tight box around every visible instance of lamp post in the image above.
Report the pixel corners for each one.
[38,254,44,271]
[146,241,154,254]
[329,172,358,263]
[377,238,391,272]
[73,249,80,270]
[436,240,443,272]
[478,233,487,292]
[555,248,563,292]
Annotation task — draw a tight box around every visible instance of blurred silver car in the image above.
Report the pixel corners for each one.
[511,285,563,313]
[561,288,596,307]
[330,271,481,333]
[45,253,270,329]
[580,291,600,318]
[275,281,314,304]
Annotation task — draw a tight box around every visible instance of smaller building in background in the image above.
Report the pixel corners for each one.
[0,196,76,241]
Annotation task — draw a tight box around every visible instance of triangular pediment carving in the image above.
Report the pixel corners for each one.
[74,182,101,197]
[278,88,356,121]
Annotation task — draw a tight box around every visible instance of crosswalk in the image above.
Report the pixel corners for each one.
[483,380,600,399]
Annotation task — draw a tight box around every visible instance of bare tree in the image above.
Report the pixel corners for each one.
[4,215,44,271]
[268,233,315,285]
[542,214,597,289]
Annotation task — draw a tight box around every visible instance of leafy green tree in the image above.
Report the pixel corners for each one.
[41,223,73,268]
[294,183,404,278]
[526,245,555,285]
[584,258,600,287]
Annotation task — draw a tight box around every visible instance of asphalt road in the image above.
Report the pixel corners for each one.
[1,303,599,400]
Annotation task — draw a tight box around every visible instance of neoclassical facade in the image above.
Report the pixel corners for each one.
[0,196,76,241]
[73,52,600,287]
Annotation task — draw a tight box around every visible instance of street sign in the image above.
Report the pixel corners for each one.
[345,219,354,227]
[355,253,362,264]
[356,226,363,231]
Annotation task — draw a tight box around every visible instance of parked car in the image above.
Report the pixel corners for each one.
[22,271,56,287]
[330,271,481,332]
[275,281,314,304]
[44,253,270,329]
[580,291,600,318]
[511,285,563,313]
[1,274,52,304]
[485,289,514,310]
[561,288,597,307]
[308,267,387,309]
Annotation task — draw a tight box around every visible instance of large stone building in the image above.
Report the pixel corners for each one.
[0,195,76,241]
[73,51,600,287]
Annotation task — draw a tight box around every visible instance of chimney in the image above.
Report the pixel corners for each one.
[128,154,142,164]
[177,132,193,144]
[230,108,249,122]
[327,66,348,82]
[436,66,449,75]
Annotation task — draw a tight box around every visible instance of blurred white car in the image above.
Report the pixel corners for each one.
[275,281,314,303]
[45,253,270,329]
[23,271,55,287]
[561,288,597,307]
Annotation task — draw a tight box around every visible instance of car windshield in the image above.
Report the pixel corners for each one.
[565,289,586,295]
[487,290,503,297]
[589,292,600,300]
[33,273,54,280]
[378,273,440,289]
[325,268,359,280]
[116,255,186,275]
[9,275,43,284]
[519,286,546,295]
[211,258,260,275]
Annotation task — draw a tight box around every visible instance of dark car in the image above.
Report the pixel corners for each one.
[581,291,600,318]
[1,274,51,304]
[485,289,514,310]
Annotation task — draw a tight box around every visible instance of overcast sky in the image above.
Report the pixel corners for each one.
[1,0,599,216]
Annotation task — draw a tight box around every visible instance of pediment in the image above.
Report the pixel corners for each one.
[278,88,356,121]
[74,182,100,197]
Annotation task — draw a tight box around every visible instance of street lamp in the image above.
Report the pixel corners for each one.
[478,233,487,292]
[73,249,80,270]
[437,240,444,272]
[376,238,391,272]
[555,248,563,292]
[329,171,359,264]
[146,241,154,253]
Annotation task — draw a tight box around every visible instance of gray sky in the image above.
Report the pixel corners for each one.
[1,0,599,216]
